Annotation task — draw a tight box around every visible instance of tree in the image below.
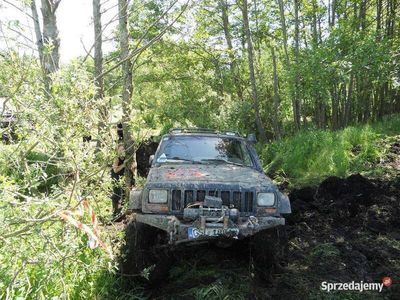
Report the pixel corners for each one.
[293,0,301,129]
[92,0,106,147]
[30,0,61,94]
[219,0,243,102]
[240,0,267,141]
[270,45,281,138]
[93,0,104,101]
[118,0,136,193]
[40,0,61,75]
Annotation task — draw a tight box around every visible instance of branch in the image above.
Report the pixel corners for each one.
[97,0,189,80]
[80,1,123,64]
[54,0,62,11]
[3,0,34,20]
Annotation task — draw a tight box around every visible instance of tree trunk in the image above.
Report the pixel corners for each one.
[277,0,289,64]
[240,0,267,142]
[293,0,301,130]
[30,0,50,93]
[93,0,104,100]
[376,0,382,40]
[311,0,318,47]
[331,83,339,130]
[40,0,60,75]
[93,0,106,148]
[118,0,135,192]
[219,0,243,101]
[359,0,367,31]
[271,46,281,138]
[343,77,352,127]
[331,0,336,26]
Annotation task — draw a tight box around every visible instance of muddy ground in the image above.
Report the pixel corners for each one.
[115,143,400,299]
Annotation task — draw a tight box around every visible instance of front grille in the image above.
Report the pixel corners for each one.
[197,190,206,202]
[171,189,254,213]
[221,191,230,206]
[184,190,194,207]
[171,189,181,210]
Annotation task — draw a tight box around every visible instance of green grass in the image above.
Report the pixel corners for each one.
[259,114,400,187]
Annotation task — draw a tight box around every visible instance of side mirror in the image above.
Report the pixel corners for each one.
[149,154,154,165]
[247,133,257,144]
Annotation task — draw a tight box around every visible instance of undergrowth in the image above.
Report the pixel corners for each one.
[260,114,400,187]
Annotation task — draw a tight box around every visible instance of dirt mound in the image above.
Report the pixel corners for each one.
[283,174,400,298]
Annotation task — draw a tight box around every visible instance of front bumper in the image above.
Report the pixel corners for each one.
[133,213,285,244]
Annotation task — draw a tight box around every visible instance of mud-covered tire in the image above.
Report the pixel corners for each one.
[120,220,173,285]
[250,226,288,282]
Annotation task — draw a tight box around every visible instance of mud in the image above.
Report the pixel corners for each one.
[282,174,400,298]
[114,173,399,299]
[115,139,400,299]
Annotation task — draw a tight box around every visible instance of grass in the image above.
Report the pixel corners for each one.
[259,114,400,187]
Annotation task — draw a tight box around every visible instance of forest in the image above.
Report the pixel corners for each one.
[0,0,399,299]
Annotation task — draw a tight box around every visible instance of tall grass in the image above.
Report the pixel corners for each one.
[260,115,400,187]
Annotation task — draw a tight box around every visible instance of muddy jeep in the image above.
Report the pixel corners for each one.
[123,128,291,281]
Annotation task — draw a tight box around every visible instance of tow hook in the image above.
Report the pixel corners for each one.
[248,216,259,229]
[167,216,178,244]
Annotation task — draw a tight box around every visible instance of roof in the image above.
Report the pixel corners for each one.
[168,128,242,138]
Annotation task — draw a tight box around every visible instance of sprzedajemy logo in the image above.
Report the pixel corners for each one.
[321,277,393,293]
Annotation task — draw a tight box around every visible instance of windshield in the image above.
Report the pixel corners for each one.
[155,135,253,167]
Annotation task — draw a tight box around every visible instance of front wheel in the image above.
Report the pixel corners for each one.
[120,220,173,284]
[250,226,288,282]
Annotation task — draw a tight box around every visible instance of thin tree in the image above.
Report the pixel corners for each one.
[219,0,243,102]
[270,45,281,138]
[92,0,105,147]
[240,0,267,142]
[293,0,302,129]
[30,0,61,93]
[118,0,136,193]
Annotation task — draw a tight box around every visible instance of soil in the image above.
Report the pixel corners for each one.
[280,174,400,299]
[116,141,400,299]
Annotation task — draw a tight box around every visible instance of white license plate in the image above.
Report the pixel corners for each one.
[188,227,225,239]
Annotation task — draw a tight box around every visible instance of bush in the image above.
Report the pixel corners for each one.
[260,115,400,187]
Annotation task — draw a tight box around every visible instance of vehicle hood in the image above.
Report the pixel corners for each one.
[147,164,273,186]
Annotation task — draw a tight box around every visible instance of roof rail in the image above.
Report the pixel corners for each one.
[169,128,241,137]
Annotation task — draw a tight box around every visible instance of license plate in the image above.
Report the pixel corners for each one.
[188,227,225,239]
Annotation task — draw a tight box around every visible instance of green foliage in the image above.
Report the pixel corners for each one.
[261,115,400,187]
[0,55,121,299]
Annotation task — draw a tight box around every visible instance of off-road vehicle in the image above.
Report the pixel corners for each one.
[123,128,291,281]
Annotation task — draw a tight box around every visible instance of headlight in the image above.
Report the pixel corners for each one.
[257,192,275,206]
[148,189,168,204]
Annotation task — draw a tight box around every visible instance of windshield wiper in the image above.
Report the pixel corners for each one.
[200,158,245,167]
[165,157,203,164]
